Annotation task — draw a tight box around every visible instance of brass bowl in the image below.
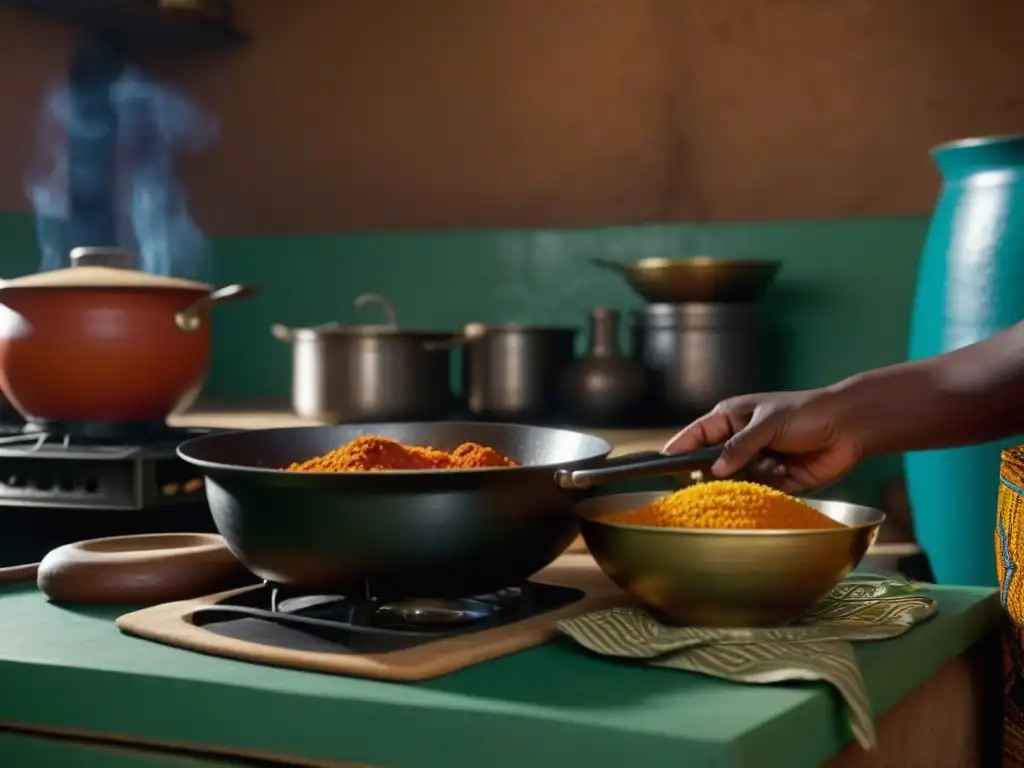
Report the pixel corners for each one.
[575,491,885,627]
[593,257,781,303]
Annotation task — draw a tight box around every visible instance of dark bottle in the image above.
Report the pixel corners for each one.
[559,308,649,427]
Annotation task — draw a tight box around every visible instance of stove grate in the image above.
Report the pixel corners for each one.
[191,581,584,655]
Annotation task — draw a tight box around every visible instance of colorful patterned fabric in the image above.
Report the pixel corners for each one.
[998,448,1024,767]
[557,577,935,750]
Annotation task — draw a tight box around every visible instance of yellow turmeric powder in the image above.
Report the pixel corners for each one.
[605,480,842,531]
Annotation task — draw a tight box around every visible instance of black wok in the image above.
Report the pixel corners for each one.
[177,422,719,597]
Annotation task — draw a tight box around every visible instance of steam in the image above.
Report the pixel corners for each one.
[26,65,217,278]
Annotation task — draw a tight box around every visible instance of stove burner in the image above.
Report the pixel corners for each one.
[21,420,206,445]
[373,588,522,628]
[191,581,583,654]
[271,583,523,628]
[374,598,493,626]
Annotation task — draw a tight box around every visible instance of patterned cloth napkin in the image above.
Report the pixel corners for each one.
[557,577,936,749]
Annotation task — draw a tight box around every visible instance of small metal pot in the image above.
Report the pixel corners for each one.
[272,294,455,423]
[462,324,577,421]
[633,302,765,421]
[0,247,255,424]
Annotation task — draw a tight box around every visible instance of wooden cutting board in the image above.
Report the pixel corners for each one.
[116,554,627,682]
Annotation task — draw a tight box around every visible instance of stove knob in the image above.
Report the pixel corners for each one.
[6,475,23,488]
[35,475,54,491]
[57,477,75,492]
[83,477,99,493]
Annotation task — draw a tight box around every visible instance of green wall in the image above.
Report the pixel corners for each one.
[0,212,930,505]
[0,213,46,278]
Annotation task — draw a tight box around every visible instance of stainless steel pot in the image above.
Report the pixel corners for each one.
[633,302,765,421]
[462,324,577,421]
[272,295,454,423]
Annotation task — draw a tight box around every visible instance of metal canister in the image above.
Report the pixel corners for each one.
[632,303,765,421]
[462,325,577,421]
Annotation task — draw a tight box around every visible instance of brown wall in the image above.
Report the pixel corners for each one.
[0,0,1023,235]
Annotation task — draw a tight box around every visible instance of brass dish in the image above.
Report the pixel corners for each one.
[575,491,885,627]
[592,257,780,303]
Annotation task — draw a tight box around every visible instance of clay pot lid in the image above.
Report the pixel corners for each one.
[0,247,211,292]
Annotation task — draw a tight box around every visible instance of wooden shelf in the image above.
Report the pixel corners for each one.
[2,0,246,49]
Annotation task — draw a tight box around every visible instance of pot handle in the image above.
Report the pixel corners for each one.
[591,258,629,275]
[270,323,294,343]
[176,284,258,332]
[423,322,487,352]
[354,293,397,327]
[554,446,724,490]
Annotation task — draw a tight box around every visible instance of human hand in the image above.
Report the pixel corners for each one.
[662,388,867,494]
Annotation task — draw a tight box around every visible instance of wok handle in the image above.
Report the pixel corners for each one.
[554,446,723,490]
[591,258,629,275]
[271,323,294,343]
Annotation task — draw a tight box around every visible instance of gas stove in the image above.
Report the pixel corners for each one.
[0,421,212,509]
[116,556,622,680]
[0,420,218,568]
[190,581,585,655]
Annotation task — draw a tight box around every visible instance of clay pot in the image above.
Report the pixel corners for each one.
[0,247,255,423]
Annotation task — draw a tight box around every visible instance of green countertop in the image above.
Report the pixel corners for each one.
[0,730,251,767]
[0,581,1000,768]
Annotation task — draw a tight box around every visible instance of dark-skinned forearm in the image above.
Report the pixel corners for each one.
[827,320,1024,457]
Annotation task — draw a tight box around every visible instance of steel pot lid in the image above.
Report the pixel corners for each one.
[272,293,452,343]
[310,324,446,337]
[0,247,211,292]
[470,323,578,334]
[273,323,450,342]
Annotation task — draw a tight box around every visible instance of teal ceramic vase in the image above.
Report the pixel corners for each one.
[907,135,1024,587]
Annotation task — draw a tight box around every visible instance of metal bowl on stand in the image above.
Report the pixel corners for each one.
[592,257,780,304]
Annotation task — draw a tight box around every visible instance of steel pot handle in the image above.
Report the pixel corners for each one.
[270,323,294,342]
[271,321,345,342]
[554,446,724,490]
[423,322,487,352]
[354,293,397,327]
[175,284,258,332]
